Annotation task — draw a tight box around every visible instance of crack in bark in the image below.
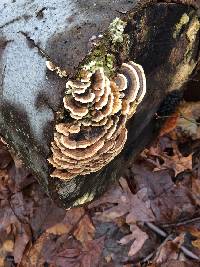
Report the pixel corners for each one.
[19,31,51,61]
[0,15,31,29]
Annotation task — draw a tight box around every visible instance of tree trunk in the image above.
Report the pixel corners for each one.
[0,0,199,208]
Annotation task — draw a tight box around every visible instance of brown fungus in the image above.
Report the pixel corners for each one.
[63,97,89,118]
[48,61,146,180]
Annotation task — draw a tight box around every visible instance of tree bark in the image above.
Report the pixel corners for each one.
[0,0,199,208]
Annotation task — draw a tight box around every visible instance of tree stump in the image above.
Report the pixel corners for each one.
[0,0,199,208]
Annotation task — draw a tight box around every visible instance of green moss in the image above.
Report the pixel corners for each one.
[170,16,200,91]
[78,17,128,79]
[82,53,115,76]
[73,192,95,206]
[80,38,116,77]
[186,17,200,43]
[173,13,190,39]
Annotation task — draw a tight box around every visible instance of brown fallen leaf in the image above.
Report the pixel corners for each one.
[177,101,200,140]
[46,207,85,236]
[119,224,148,257]
[73,214,95,245]
[132,165,197,223]
[21,232,50,266]
[157,153,192,176]
[150,234,185,267]
[90,178,154,257]
[46,222,70,236]
[142,138,193,176]
[22,211,98,266]
[54,237,104,267]
[192,238,200,250]
[191,176,200,206]
[186,227,200,251]
[149,260,199,267]
[13,223,32,264]
[29,186,66,239]
[0,238,14,267]
[0,193,32,264]
[159,112,179,137]
[92,178,155,223]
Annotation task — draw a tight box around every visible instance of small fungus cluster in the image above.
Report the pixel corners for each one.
[48,61,146,180]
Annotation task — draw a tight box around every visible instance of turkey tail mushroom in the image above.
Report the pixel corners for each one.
[48,61,146,180]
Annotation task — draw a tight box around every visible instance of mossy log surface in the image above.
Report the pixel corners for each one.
[0,0,199,208]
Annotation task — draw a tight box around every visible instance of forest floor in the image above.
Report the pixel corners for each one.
[1,100,200,267]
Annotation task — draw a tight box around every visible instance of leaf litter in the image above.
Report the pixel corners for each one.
[0,101,200,266]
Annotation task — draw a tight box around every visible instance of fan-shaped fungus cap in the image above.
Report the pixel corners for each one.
[120,62,140,102]
[63,97,89,118]
[128,61,146,104]
[48,60,146,180]
[114,73,127,91]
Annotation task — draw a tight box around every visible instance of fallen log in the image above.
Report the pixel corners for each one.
[0,0,199,208]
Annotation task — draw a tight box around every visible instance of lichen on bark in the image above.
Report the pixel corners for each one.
[78,17,130,79]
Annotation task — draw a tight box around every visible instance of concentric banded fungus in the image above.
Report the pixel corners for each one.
[48,61,146,180]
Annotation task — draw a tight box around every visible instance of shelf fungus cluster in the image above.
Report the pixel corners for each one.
[48,61,146,180]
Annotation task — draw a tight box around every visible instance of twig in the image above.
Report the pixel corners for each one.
[155,113,178,120]
[144,222,200,262]
[145,222,167,237]
[180,245,200,261]
[161,217,200,228]
[155,111,200,127]
[141,234,173,264]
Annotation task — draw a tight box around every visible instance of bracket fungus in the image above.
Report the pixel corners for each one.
[48,61,146,180]
[1,0,199,209]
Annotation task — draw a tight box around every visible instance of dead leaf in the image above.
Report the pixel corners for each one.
[81,237,105,267]
[2,239,14,252]
[13,223,31,263]
[191,176,200,206]
[54,237,104,267]
[177,101,200,139]
[132,165,196,223]
[21,232,50,266]
[46,222,70,235]
[30,188,66,238]
[160,112,179,136]
[155,141,192,176]
[152,235,185,266]
[1,98,200,267]
[46,207,84,236]
[0,238,14,267]
[158,260,198,267]
[10,192,30,224]
[143,139,193,176]
[119,224,148,257]
[90,179,153,257]
[157,153,192,176]
[93,178,155,223]
[192,239,200,250]
[186,227,200,250]
[74,214,95,245]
